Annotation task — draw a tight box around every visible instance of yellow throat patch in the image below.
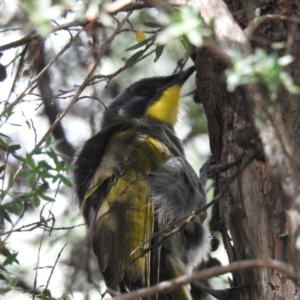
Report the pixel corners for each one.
[146,85,182,125]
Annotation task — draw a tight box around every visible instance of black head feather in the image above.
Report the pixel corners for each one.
[102,66,195,128]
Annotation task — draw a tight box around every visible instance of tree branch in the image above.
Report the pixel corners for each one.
[0,20,89,52]
[0,27,85,117]
[110,259,298,300]
[2,12,133,204]
[195,0,251,57]
[35,43,75,160]
[104,0,192,14]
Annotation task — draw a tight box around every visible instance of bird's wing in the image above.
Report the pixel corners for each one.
[149,156,206,223]
[82,127,171,290]
[74,122,132,203]
[149,156,211,277]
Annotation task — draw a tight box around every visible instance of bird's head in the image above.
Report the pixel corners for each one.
[102,66,195,127]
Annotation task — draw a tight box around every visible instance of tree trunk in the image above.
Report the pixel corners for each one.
[195,1,300,299]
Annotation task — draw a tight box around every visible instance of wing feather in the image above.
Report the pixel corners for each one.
[84,129,169,290]
[77,125,201,299]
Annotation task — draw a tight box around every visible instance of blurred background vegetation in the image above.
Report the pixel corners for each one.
[0,1,218,299]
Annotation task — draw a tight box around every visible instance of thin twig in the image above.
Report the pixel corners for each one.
[105,1,152,14]
[1,13,133,206]
[90,38,156,84]
[45,243,68,290]
[0,28,22,33]
[0,20,88,52]
[111,259,298,300]
[33,181,60,299]
[0,221,85,236]
[0,27,85,117]
[30,118,37,146]
[6,44,29,102]
[33,204,50,299]
[0,33,39,52]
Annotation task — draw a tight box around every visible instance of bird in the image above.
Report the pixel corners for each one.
[73,66,211,300]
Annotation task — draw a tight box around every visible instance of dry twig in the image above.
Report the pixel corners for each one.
[110,259,298,300]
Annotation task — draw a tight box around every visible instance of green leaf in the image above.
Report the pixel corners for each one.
[0,190,7,201]
[9,279,16,288]
[180,35,192,51]
[32,147,43,155]
[0,165,5,174]
[45,135,53,148]
[0,264,9,273]
[35,182,48,196]
[38,160,54,171]
[125,37,153,51]
[143,22,162,28]
[7,175,14,191]
[125,50,145,67]
[29,173,37,187]
[54,160,64,171]
[26,154,36,169]
[18,169,32,178]
[1,208,12,224]
[0,138,8,148]
[11,152,25,162]
[42,289,52,300]
[5,104,15,118]
[3,252,19,266]
[12,198,23,215]
[278,55,293,66]
[33,195,40,207]
[154,45,164,62]
[59,175,72,187]
[39,170,53,179]
[21,192,34,200]
[39,194,54,202]
[0,145,8,152]
[186,29,203,47]
[0,142,21,152]
[46,149,59,165]
[65,164,75,172]
[52,174,60,183]
[156,7,203,45]
[0,242,12,257]
[7,144,21,153]
[0,133,10,139]
[8,123,21,127]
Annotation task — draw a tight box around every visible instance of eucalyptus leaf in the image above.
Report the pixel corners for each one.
[125,37,153,52]
[125,50,145,67]
[143,22,162,28]
[155,45,164,62]
[3,252,19,266]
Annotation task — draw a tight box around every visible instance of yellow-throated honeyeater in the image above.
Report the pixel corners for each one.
[74,66,211,299]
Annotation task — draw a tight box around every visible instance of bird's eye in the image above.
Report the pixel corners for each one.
[135,86,154,97]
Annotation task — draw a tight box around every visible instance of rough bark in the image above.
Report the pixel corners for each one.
[195,0,300,299]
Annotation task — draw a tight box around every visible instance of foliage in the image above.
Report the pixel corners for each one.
[156,6,211,47]
[226,48,300,96]
[0,0,299,299]
[0,1,208,299]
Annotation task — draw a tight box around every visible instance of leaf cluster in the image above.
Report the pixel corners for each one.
[226,49,300,97]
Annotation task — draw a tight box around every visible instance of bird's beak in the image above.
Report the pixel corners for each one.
[162,66,196,90]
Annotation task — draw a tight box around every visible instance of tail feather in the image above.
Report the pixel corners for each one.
[155,260,191,300]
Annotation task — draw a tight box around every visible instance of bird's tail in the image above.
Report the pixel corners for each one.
[152,260,191,300]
